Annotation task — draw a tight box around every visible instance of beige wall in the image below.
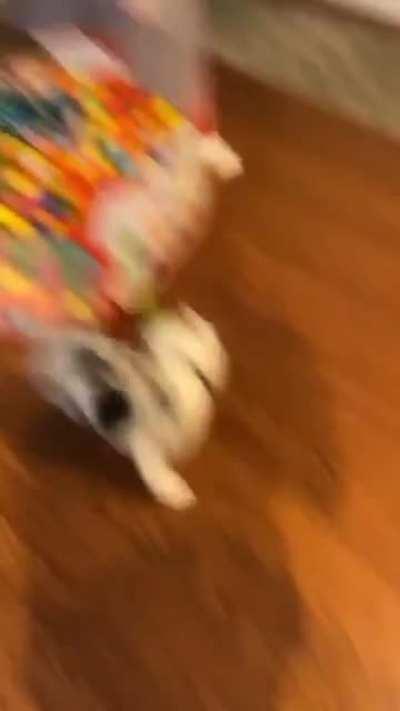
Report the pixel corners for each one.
[326,0,400,23]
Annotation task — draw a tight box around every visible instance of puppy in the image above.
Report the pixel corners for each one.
[24,306,228,509]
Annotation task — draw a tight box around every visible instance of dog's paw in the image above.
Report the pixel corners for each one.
[154,472,197,510]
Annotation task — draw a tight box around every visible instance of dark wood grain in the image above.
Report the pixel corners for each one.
[1,64,400,709]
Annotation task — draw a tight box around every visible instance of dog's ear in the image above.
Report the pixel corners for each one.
[95,387,133,431]
[76,348,112,378]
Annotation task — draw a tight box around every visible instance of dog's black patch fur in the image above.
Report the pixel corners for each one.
[95,388,132,431]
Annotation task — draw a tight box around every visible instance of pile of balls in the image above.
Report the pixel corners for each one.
[0,54,204,334]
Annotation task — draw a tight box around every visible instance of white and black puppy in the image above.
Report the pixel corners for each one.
[24,306,228,509]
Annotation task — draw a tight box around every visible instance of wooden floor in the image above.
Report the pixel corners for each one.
[2,66,400,709]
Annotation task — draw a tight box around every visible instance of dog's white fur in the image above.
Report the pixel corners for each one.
[25,306,228,509]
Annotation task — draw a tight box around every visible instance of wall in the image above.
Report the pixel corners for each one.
[326,0,400,24]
